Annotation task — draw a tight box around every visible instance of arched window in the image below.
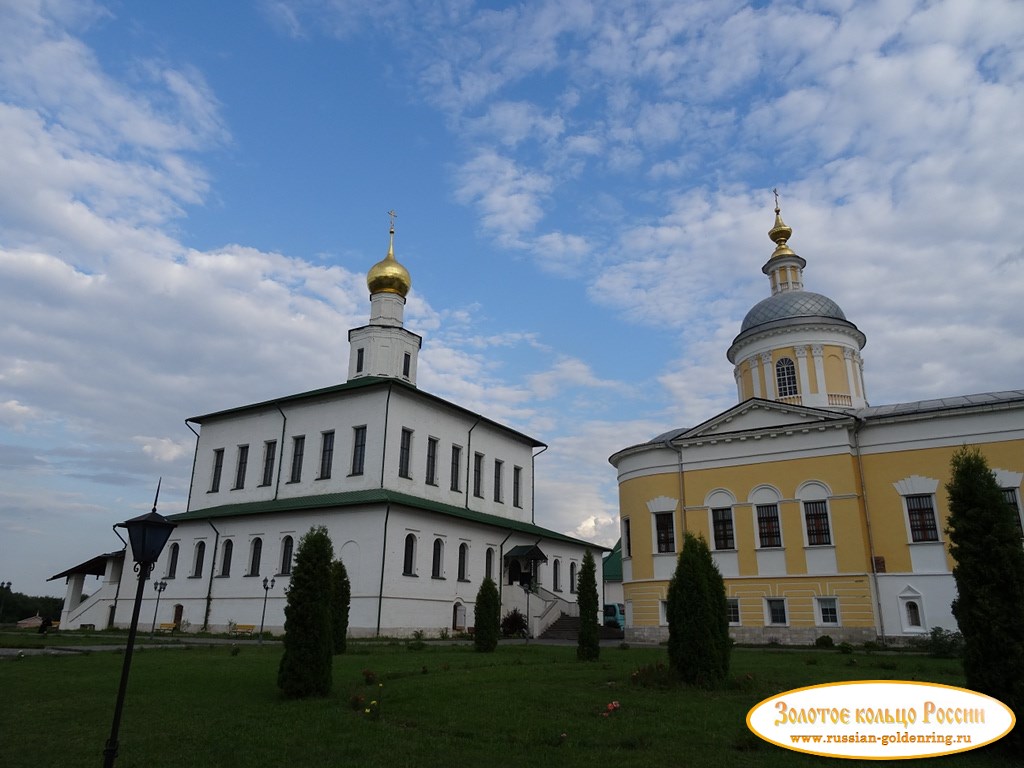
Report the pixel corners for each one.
[775,357,798,398]
[458,543,469,581]
[906,600,922,627]
[220,540,233,577]
[403,534,417,575]
[249,538,262,576]
[280,536,294,575]
[485,547,494,581]
[569,561,577,593]
[552,559,561,591]
[192,541,205,578]
[432,538,444,579]
[166,543,179,579]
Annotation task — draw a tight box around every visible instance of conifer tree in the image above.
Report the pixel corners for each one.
[946,446,1024,754]
[330,559,350,654]
[576,549,600,661]
[667,532,730,687]
[277,526,334,698]
[473,577,500,652]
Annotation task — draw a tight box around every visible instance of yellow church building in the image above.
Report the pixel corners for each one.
[609,206,1024,645]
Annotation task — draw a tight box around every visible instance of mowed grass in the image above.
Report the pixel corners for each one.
[1,642,1018,768]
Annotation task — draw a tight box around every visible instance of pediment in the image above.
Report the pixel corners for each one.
[680,398,851,440]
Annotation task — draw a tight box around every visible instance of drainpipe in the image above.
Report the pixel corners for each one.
[274,404,287,499]
[375,504,391,638]
[185,420,200,512]
[465,417,481,507]
[853,416,886,644]
[531,445,548,525]
[204,520,220,632]
[379,383,394,488]
[663,437,688,535]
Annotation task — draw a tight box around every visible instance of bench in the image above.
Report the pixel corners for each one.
[230,624,256,637]
[156,622,177,634]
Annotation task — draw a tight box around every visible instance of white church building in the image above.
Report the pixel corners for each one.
[52,223,603,637]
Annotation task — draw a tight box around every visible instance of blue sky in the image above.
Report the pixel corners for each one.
[2,0,1023,597]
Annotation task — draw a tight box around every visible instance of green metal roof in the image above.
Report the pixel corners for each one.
[602,539,622,581]
[169,488,607,551]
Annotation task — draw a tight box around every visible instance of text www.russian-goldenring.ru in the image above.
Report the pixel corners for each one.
[790,732,972,747]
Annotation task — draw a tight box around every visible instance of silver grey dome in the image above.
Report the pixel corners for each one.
[740,291,847,333]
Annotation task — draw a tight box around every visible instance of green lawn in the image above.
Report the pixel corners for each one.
[0,642,1017,767]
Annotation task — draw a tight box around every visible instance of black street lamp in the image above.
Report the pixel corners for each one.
[149,580,168,638]
[0,581,12,623]
[102,491,176,768]
[259,576,275,645]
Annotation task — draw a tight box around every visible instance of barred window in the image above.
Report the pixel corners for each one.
[1002,488,1022,536]
[804,500,832,546]
[757,504,782,548]
[906,494,939,542]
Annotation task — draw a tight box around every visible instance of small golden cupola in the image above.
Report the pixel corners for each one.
[366,216,411,298]
[347,211,422,385]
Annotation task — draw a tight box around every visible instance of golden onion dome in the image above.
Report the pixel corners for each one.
[366,222,411,298]
[768,194,795,259]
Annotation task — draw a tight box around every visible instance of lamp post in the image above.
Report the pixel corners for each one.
[149,580,167,638]
[0,581,11,623]
[259,576,275,645]
[102,491,176,768]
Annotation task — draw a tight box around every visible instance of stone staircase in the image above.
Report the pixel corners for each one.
[538,613,625,641]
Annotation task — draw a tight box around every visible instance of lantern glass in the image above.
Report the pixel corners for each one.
[118,512,176,565]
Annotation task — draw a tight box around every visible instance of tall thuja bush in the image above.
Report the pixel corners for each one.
[330,559,351,654]
[473,577,500,652]
[576,550,600,661]
[667,533,730,687]
[946,446,1024,755]
[277,526,334,698]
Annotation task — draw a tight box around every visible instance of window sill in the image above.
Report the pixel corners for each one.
[187,575,203,579]
[243,573,261,578]
[257,483,271,488]
[348,471,364,478]
[315,476,331,481]
[803,544,835,549]
[403,572,418,578]
[432,576,446,581]
[457,578,471,583]
[207,489,220,494]
[714,547,737,553]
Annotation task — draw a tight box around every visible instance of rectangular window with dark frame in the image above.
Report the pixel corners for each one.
[210,448,224,492]
[726,598,740,625]
[818,597,839,625]
[1003,488,1022,536]
[803,500,832,545]
[655,512,675,553]
[351,426,366,476]
[356,347,364,373]
[513,466,522,507]
[260,440,276,487]
[289,435,305,483]
[906,494,939,542]
[450,445,462,491]
[425,437,438,485]
[233,445,249,490]
[757,504,782,548]
[399,428,413,479]
[473,452,484,498]
[767,598,787,625]
[403,352,411,377]
[623,518,632,557]
[493,459,503,502]
[318,430,335,479]
[712,507,734,550]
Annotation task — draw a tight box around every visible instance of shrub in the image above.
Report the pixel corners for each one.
[576,550,600,662]
[667,533,730,687]
[277,527,335,698]
[500,608,527,638]
[330,559,350,655]
[473,577,500,652]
